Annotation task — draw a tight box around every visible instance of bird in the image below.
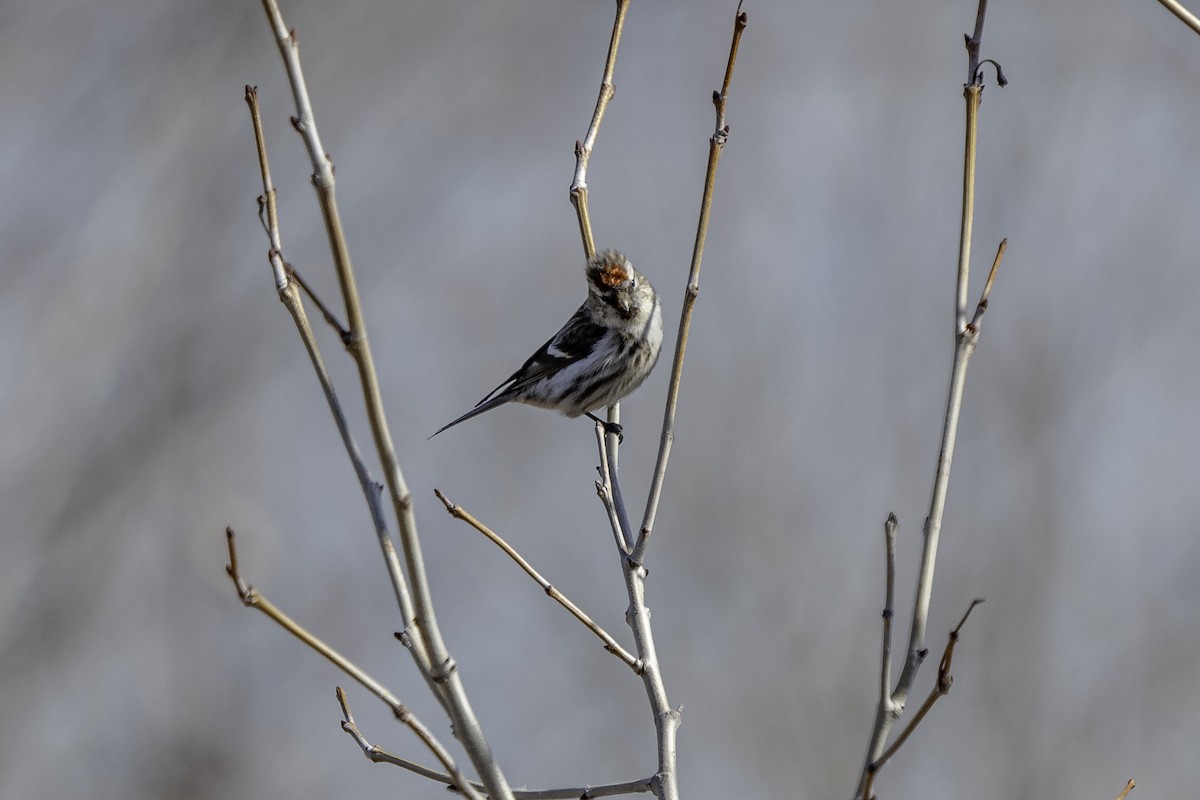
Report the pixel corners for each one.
[431,250,663,439]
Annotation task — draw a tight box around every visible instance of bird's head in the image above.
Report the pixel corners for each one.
[585,250,655,322]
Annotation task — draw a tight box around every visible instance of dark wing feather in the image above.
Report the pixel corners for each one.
[430,304,603,439]
[478,304,603,402]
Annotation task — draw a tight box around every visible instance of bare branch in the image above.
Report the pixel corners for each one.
[854,0,1004,795]
[634,3,748,567]
[967,238,1006,336]
[253,3,513,796]
[1114,779,1137,800]
[336,688,485,800]
[964,0,989,83]
[244,85,288,292]
[338,688,652,800]
[570,0,631,260]
[597,417,635,553]
[873,599,983,769]
[858,601,982,800]
[225,530,480,798]
[243,84,422,660]
[1159,0,1200,34]
[879,515,899,713]
[434,490,643,673]
[286,263,350,340]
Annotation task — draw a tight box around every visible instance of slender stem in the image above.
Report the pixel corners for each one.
[257,4,512,797]
[435,490,643,673]
[340,689,652,800]
[634,6,747,566]
[965,0,989,82]
[954,84,980,332]
[570,0,631,260]
[339,688,655,799]
[621,559,680,800]
[873,599,982,768]
[1115,779,1137,800]
[878,515,898,713]
[857,515,899,800]
[225,531,479,798]
[598,414,636,552]
[1158,0,1200,34]
[595,427,633,555]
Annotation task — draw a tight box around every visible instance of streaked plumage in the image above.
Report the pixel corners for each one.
[431,250,662,438]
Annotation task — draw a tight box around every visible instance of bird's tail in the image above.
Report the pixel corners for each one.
[428,394,513,439]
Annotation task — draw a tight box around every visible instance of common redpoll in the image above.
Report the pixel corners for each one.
[431,250,663,438]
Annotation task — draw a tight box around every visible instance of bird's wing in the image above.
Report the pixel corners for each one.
[429,305,604,439]
[478,304,604,403]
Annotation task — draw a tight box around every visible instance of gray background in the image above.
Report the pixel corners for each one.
[2,1,1198,798]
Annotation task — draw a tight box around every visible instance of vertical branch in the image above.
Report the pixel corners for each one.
[256,3,514,799]
[570,0,631,260]
[633,5,747,566]
[853,0,1005,795]
[592,11,749,800]
[567,0,632,500]
[893,32,986,707]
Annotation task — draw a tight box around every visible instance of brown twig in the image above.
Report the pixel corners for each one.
[1114,779,1137,800]
[339,686,653,800]
[435,490,643,673]
[633,2,748,567]
[860,599,984,800]
[225,530,481,799]
[570,0,631,260]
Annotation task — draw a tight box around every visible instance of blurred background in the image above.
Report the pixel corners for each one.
[2,0,1198,797]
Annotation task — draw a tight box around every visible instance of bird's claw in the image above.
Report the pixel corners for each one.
[586,412,624,443]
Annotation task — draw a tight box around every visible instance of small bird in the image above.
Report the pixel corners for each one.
[431,250,663,439]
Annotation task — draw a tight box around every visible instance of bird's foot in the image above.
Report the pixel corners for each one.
[586,413,624,443]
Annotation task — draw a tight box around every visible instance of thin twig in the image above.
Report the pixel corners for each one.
[633,4,747,567]
[256,4,513,797]
[964,0,989,83]
[872,599,983,768]
[244,85,289,292]
[225,530,480,799]
[859,600,983,800]
[336,688,485,800]
[879,515,898,715]
[967,238,1005,331]
[1158,0,1200,34]
[597,14,749,800]
[596,422,635,553]
[435,490,643,673]
[570,0,631,260]
[1114,779,1137,800]
[340,688,652,800]
[567,0,632,497]
[286,262,350,339]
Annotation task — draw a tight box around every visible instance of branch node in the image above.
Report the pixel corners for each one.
[430,656,458,685]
